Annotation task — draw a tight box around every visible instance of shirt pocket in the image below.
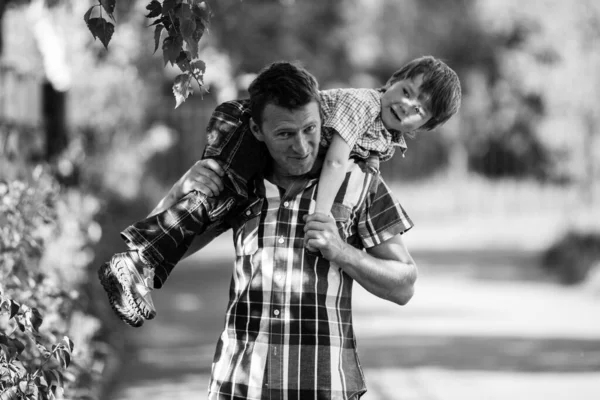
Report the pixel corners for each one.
[234,200,262,257]
[330,202,352,241]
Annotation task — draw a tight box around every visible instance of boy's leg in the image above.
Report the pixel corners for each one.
[99,186,239,326]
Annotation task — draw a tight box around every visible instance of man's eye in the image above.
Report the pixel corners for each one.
[305,125,316,133]
[414,106,421,115]
[403,89,409,97]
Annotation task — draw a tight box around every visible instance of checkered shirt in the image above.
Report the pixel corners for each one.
[320,88,408,161]
[207,162,413,400]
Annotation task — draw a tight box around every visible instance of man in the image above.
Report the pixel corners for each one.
[151,62,417,399]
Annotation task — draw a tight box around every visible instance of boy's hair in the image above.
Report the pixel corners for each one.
[385,55,462,131]
[248,61,321,127]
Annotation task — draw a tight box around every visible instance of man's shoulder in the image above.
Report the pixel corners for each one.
[343,161,389,197]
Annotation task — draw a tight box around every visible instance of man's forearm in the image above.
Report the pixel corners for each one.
[334,243,417,305]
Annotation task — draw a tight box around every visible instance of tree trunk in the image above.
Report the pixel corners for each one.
[582,112,596,206]
[0,0,6,56]
[43,80,68,160]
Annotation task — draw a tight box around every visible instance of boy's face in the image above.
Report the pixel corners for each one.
[381,74,432,134]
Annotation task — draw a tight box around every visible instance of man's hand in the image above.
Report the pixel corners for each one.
[303,212,347,261]
[149,158,225,217]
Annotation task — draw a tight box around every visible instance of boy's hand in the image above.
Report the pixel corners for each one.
[175,159,225,200]
[303,212,346,261]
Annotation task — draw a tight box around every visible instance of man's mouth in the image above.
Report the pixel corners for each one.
[391,107,402,122]
[292,154,310,161]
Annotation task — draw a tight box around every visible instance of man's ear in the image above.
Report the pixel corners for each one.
[249,118,264,142]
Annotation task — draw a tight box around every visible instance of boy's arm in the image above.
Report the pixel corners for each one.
[147,159,226,218]
[314,133,351,215]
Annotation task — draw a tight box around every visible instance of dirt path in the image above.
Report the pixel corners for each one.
[105,235,600,400]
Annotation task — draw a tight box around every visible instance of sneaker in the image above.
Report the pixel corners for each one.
[98,251,157,327]
[98,262,145,327]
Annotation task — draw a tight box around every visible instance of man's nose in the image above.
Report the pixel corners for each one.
[292,133,309,154]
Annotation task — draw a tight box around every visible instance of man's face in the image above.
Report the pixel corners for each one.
[381,74,432,134]
[250,101,321,179]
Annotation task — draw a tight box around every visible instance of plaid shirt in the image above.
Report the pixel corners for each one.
[207,162,413,400]
[320,88,408,161]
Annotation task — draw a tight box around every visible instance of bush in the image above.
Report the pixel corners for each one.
[541,231,600,285]
[1,166,103,400]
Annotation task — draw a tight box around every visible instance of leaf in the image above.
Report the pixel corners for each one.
[162,36,183,66]
[57,350,70,369]
[190,60,206,82]
[8,300,19,319]
[83,6,94,24]
[145,0,162,18]
[174,2,192,20]
[24,382,38,398]
[191,1,211,25]
[0,387,19,400]
[35,343,50,357]
[180,18,196,43]
[9,338,25,356]
[184,36,199,59]
[153,24,164,53]
[162,0,180,15]
[172,74,193,108]
[176,51,191,72]
[100,0,116,15]
[27,308,43,332]
[86,18,115,49]
[0,343,10,359]
[43,370,63,389]
[61,336,73,354]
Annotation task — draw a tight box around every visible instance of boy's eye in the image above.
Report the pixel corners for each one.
[414,106,421,115]
[403,89,409,97]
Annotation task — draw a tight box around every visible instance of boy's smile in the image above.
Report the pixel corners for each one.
[381,74,432,134]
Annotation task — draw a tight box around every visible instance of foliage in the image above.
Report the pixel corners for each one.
[542,231,600,285]
[0,168,101,400]
[84,0,211,108]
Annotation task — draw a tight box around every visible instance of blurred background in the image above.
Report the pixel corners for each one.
[1,0,599,399]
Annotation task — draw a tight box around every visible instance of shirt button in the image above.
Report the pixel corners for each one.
[245,210,251,216]
[283,201,290,207]
[278,236,284,244]
[273,309,280,316]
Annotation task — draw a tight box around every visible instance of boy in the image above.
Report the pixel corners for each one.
[99,56,461,327]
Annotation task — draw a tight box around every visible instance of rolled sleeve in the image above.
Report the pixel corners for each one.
[358,175,413,249]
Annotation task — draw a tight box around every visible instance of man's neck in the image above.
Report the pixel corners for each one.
[265,155,324,192]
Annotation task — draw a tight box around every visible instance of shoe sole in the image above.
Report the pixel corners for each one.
[109,253,157,321]
[98,262,145,327]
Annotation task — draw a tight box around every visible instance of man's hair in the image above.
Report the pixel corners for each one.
[384,55,462,131]
[248,61,321,127]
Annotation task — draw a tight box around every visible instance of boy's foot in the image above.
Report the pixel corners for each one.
[98,251,157,327]
[98,262,145,327]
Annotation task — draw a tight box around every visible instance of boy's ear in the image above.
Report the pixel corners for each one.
[249,118,264,142]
